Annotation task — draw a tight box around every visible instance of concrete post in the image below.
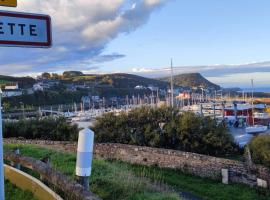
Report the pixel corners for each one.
[11,148,21,170]
[222,169,229,184]
[40,155,50,185]
[76,128,94,191]
[257,178,268,188]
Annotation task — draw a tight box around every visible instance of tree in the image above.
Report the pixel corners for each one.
[63,71,84,78]
[51,73,61,79]
[3,117,79,141]
[2,102,10,111]
[41,72,51,79]
[92,107,240,156]
[249,135,270,167]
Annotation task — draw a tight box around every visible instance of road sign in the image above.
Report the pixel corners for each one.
[0,0,17,7]
[0,11,52,48]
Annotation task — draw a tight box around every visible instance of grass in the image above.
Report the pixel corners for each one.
[4,144,270,200]
[129,164,270,200]
[0,80,10,85]
[5,180,37,200]
[4,144,181,200]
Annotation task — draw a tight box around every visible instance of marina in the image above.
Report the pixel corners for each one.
[3,90,270,147]
[64,99,270,147]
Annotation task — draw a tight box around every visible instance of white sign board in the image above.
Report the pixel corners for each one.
[0,11,52,47]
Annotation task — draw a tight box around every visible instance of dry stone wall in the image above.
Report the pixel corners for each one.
[4,139,270,188]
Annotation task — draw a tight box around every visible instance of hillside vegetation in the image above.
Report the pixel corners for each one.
[0,75,35,89]
[249,135,270,167]
[1,72,169,90]
[62,72,169,89]
[2,72,169,108]
[160,73,220,90]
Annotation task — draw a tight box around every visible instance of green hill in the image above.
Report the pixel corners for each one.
[1,72,168,90]
[160,73,220,90]
[2,73,169,108]
[63,73,169,89]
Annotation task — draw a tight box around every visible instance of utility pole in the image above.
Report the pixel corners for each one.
[0,4,52,200]
[0,89,4,200]
[170,58,174,107]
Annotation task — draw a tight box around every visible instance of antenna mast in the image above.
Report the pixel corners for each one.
[170,58,174,107]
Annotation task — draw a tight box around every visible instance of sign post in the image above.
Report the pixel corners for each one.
[0,0,17,7]
[0,89,4,200]
[0,6,52,200]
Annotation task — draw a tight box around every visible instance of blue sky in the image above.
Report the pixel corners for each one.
[106,0,270,67]
[1,0,270,88]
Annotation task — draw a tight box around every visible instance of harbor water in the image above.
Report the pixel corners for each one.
[230,127,270,147]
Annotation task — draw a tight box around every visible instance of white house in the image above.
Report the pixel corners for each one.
[33,83,44,91]
[2,89,23,97]
[5,82,19,90]
[148,85,159,91]
[134,85,146,90]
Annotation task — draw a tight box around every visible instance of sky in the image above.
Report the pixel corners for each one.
[1,0,270,88]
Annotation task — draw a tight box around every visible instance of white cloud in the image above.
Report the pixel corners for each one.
[132,67,158,73]
[131,61,270,77]
[0,0,169,75]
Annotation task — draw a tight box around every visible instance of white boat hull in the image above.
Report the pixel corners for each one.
[246,125,268,134]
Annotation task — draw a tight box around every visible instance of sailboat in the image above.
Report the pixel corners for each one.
[245,79,268,134]
[246,125,268,134]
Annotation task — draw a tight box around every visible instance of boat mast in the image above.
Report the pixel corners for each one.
[170,58,174,107]
[251,79,255,125]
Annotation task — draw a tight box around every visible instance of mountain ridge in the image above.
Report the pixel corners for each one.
[159,73,220,90]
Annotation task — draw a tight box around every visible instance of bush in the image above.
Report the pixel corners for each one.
[3,89,88,108]
[92,107,240,156]
[3,117,79,141]
[249,135,270,167]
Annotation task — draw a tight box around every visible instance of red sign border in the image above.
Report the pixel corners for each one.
[0,11,52,48]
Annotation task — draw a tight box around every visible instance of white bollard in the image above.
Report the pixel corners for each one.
[76,128,94,191]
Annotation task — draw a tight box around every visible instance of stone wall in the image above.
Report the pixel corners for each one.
[4,139,270,188]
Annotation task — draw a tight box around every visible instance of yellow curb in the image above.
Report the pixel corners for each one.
[4,164,63,200]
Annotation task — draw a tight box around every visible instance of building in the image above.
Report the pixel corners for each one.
[4,82,19,90]
[75,83,89,89]
[134,85,146,90]
[33,83,44,91]
[92,96,100,102]
[25,88,34,95]
[2,89,23,97]
[167,88,183,96]
[176,92,191,99]
[148,85,159,91]
[42,80,60,89]
[66,84,77,92]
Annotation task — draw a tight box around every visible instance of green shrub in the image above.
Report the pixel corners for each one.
[92,106,240,156]
[3,117,79,141]
[249,135,270,167]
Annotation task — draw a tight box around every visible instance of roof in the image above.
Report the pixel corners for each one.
[2,89,22,92]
